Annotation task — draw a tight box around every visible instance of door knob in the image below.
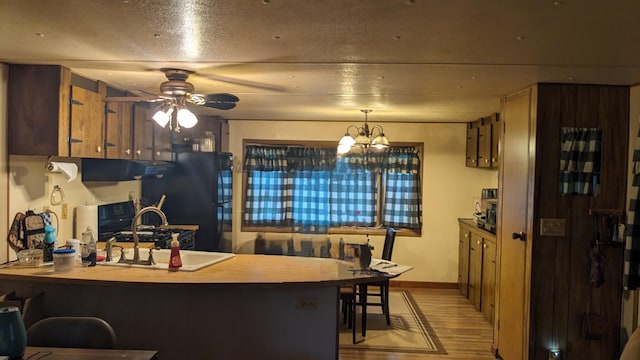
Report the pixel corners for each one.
[512,231,526,241]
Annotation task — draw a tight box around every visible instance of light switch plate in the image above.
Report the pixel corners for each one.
[540,218,565,237]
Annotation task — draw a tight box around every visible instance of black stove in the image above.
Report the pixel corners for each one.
[97,201,195,250]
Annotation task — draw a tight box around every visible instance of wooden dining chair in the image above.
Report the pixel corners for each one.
[361,227,396,325]
[27,316,117,349]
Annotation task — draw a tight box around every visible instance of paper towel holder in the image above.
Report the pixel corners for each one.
[46,156,78,183]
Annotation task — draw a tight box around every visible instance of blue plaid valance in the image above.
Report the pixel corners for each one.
[559,127,601,196]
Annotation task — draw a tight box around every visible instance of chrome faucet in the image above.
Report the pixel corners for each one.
[120,206,168,265]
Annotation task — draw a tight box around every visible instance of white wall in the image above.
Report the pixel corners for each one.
[228,120,498,283]
[8,156,140,247]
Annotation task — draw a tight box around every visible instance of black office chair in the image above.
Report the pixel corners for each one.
[362,227,396,325]
[27,316,117,349]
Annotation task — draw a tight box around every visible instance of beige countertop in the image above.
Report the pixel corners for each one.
[0,254,387,289]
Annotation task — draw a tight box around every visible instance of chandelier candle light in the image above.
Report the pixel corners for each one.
[337,109,390,154]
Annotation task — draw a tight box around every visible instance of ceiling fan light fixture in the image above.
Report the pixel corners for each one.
[177,108,198,129]
[152,106,172,128]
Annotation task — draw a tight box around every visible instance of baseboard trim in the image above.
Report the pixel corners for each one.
[389,280,458,289]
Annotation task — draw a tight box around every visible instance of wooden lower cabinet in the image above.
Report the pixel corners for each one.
[458,219,496,324]
[458,226,470,298]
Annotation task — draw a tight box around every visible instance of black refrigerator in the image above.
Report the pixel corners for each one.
[142,152,233,252]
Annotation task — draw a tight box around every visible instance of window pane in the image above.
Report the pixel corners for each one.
[244,170,289,225]
[292,170,331,226]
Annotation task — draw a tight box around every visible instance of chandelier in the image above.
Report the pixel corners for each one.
[337,109,390,155]
[151,96,198,132]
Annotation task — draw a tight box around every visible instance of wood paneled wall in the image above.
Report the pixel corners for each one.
[530,84,629,359]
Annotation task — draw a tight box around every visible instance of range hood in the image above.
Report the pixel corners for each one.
[81,158,174,182]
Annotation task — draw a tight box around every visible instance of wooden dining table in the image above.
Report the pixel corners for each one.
[23,346,158,360]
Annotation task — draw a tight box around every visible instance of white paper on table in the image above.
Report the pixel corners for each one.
[369,258,413,276]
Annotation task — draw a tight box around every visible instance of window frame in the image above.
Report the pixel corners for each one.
[240,139,423,236]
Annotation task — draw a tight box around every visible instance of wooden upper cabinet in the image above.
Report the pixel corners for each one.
[466,113,500,168]
[69,85,105,158]
[8,64,113,158]
[105,100,133,159]
[465,124,479,167]
[153,125,173,161]
[478,121,492,168]
[132,104,154,161]
[491,115,500,168]
[8,65,72,156]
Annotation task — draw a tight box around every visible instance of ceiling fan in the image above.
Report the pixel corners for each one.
[105,68,239,131]
[105,68,240,111]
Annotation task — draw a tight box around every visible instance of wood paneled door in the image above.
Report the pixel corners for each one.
[496,87,535,359]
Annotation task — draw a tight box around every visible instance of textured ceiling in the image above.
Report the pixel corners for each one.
[2,0,640,123]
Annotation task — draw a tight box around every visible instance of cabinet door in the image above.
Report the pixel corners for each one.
[491,117,500,168]
[70,86,105,158]
[458,226,470,297]
[153,125,173,161]
[478,122,492,168]
[132,104,153,161]
[466,125,479,167]
[468,232,483,310]
[105,102,133,159]
[481,238,497,323]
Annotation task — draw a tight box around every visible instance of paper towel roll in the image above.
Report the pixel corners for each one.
[48,161,78,183]
[75,205,98,239]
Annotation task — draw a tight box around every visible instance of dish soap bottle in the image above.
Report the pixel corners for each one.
[169,233,182,271]
[43,225,56,262]
[81,226,97,267]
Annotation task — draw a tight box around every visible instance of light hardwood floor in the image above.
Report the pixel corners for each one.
[339,288,497,360]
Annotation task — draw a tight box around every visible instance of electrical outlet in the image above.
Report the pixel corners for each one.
[61,203,68,219]
[296,297,318,311]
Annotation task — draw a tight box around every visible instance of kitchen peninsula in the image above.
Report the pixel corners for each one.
[0,254,387,359]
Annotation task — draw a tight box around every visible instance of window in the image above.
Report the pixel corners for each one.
[242,143,422,235]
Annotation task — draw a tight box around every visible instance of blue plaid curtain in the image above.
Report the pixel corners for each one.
[217,153,233,226]
[287,147,336,228]
[243,144,421,230]
[625,129,640,290]
[243,145,291,226]
[330,160,377,226]
[559,127,601,195]
[382,146,422,228]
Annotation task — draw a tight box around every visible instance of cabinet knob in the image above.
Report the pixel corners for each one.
[476,240,481,245]
[136,149,142,156]
[483,244,488,249]
[96,146,102,153]
[485,158,489,163]
[155,151,161,156]
[125,149,131,155]
[465,234,468,238]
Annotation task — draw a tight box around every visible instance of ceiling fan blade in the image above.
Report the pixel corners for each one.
[203,102,237,110]
[104,95,165,103]
[197,73,285,92]
[205,93,239,103]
